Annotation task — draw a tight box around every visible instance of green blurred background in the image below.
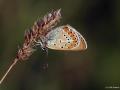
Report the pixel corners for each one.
[0,0,120,90]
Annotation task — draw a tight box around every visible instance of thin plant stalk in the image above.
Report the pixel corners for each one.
[0,58,18,84]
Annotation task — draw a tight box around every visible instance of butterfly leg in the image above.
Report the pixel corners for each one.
[34,38,48,55]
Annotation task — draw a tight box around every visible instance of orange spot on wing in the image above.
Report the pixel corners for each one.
[63,26,69,32]
[73,40,77,44]
[72,37,77,41]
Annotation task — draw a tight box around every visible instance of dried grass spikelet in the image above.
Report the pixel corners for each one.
[0,9,61,84]
[17,9,61,60]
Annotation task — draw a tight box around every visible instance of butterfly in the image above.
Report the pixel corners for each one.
[45,25,87,51]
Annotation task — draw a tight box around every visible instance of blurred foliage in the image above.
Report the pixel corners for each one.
[0,0,120,90]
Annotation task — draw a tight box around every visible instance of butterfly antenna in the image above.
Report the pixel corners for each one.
[0,58,18,84]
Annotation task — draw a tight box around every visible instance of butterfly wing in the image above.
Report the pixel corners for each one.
[46,25,87,51]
